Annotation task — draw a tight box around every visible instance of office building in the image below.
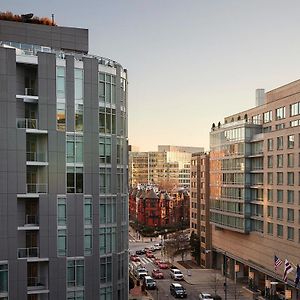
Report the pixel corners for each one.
[0,15,128,300]
[210,83,300,298]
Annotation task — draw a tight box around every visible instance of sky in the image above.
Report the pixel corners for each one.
[3,1,300,151]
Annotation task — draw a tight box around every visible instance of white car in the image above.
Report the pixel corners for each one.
[199,292,214,300]
[170,268,184,280]
[154,243,161,250]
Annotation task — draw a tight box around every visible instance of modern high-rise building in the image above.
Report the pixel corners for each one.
[210,81,300,298]
[0,15,128,300]
[129,145,204,189]
[190,152,211,268]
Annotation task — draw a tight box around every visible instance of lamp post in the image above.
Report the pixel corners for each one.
[224,251,227,300]
[156,286,159,300]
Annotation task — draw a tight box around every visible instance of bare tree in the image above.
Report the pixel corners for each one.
[164,231,190,262]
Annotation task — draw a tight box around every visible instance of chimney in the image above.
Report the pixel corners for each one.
[255,89,265,106]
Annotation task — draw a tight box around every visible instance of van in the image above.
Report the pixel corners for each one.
[143,275,156,290]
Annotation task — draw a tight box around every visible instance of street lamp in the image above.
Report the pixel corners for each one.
[156,286,159,300]
[224,251,227,300]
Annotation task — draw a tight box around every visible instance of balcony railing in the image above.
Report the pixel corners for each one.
[17,118,38,129]
[27,276,47,289]
[26,152,47,162]
[25,215,39,226]
[18,247,39,258]
[24,87,37,96]
[26,184,47,194]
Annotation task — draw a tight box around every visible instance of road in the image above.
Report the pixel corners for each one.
[129,238,253,300]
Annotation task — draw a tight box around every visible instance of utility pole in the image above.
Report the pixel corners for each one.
[224,251,227,300]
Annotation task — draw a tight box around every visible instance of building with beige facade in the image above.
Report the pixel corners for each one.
[129,145,204,189]
[190,152,211,268]
[210,82,300,299]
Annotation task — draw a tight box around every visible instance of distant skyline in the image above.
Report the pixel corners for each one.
[3,1,300,151]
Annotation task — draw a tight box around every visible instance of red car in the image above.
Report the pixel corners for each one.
[152,269,164,279]
[158,261,168,269]
[146,251,155,258]
[130,255,140,262]
[154,258,161,265]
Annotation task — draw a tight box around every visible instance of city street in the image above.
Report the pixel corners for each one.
[129,238,254,300]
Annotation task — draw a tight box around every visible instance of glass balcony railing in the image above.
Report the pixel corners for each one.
[26,152,47,162]
[18,247,39,258]
[27,277,47,289]
[25,215,39,226]
[17,118,38,129]
[26,184,47,194]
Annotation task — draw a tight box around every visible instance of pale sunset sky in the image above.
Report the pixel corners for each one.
[3,1,300,151]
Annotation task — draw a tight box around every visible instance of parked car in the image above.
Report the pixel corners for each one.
[152,269,164,279]
[170,268,184,280]
[146,251,155,258]
[143,275,157,290]
[170,283,187,298]
[199,293,214,300]
[135,249,145,255]
[134,267,148,279]
[158,261,169,269]
[150,245,156,251]
[130,255,140,262]
[154,258,161,265]
[154,243,162,250]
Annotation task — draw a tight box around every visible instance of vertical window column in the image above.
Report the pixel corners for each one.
[84,197,93,256]
[57,197,67,256]
[56,66,66,131]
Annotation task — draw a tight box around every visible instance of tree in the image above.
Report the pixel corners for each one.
[164,231,190,262]
[190,231,200,265]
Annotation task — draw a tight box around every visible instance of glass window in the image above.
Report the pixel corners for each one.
[84,228,92,256]
[288,172,294,185]
[267,156,273,168]
[0,264,8,294]
[58,229,67,256]
[275,107,285,120]
[287,208,294,222]
[100,286,112,300]
[267,172,273,185]
[84,198,92,225]
[99,137,111,164]
[277,190,283,203]
[288,227,294,241]
[263,111,272,123]
[277,172,283,185]
[267,206,273,218]
[67,259,84,287]
[287,190,294,204]
[277,154,283,168]
[287,153,294,167]
[277,136,283,150]
[67,291,84,300]
[288,135,295,149]
[58,198,67,226]
[290,102,300,117]
[56,66,66,131]
[277,224,283,238]
[267,138,273,151]
[267,222,273,235]
[277,207,283,220]
[100,256,112,284]
[267,189,273,202]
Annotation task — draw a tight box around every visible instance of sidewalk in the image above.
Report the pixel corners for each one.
[129,225,161,243]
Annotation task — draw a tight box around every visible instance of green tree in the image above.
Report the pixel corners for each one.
[190,231,200,265]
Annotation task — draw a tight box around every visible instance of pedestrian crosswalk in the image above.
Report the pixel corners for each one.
[129,239,136,243]
[129,257,153,269]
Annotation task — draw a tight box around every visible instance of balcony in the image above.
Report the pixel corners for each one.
[26,184,47,194]
[16,88,38,103]
[18,247,39,259]
[17,118,38,129]
[18,215,39,231]
[27,276,47,291]
[26,152,48,166]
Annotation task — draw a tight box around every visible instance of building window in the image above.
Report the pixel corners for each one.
[67,291,84,300]
[58,198,67,226]
[67,259,84,287]
[56,66,66,131]
[287,208,294,223]
[267,156,273,168]
[0,263,8,294]
[100,256,112,284]
[100,286,112,300]
[58,229,67,256]
[267,173,273,185]
[267,139,273,151]
[99,168,111,194]
[277,190,283,203]
[287,135,295,149]
[277,224,283,238]
[290,102,300,116]
[277,172,283,185]
[275,107,286,120]
[267,189,273,202]
[277,136,283,150]
[287,172,294,185]
[67,167,83,193]
[287,227,294,241]
[75,68,84,132]
[287,190,294,204]
[99,137,111,164]
[263,111,272,123]
[287,153,294,167]
[99,227,116,255]
[267,206,273,218]
[267,222,273,235]
[84,198,92,225]
[277,207,283,220]
[84,228,92,256]
[276,155,283,168]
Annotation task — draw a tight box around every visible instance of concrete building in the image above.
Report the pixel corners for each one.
[190,152,211,268]
[129,145,204,189]
[0,16,128,300]
[210,83,300,299]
